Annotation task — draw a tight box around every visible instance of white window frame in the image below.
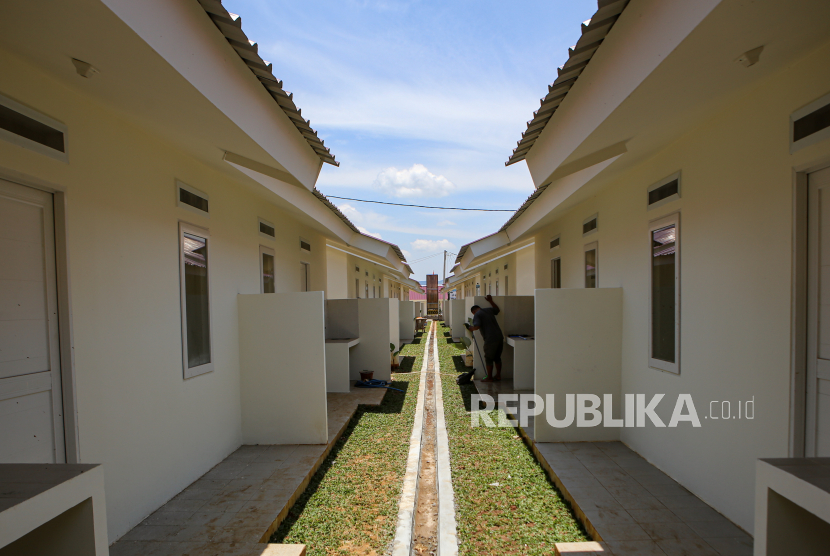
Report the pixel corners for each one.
[647,172,681,211]
[179,221,214,379]
[176,180,210,218]
[258,217,276,240]
[549,234,561,251]
[584,241,598,288]
[0,92,69,163]
[791,91,830,154]
[260,245,275,294]
[648,212,681,374]
[583,214,598,237]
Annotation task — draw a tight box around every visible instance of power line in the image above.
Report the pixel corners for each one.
[326,195,515,212]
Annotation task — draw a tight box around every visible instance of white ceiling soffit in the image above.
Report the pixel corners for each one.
[506,0,631,166]
[224,154,354,243]
[522,0,721,187]
[498,141,627,234]
[197,0,338,166]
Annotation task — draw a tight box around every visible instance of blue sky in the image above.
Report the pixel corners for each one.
[223,0,597,280]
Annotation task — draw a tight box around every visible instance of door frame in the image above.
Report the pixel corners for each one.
[0,167,80,463]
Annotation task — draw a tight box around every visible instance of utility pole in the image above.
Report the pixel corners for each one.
[442,250,447,299]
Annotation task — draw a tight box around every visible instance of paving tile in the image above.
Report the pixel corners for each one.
[536,442,572,454]
[186,479,231,491]
[703,536,753,556]
[172,487,216,501]
[655,494,710,509]
[613,495,667,511]
[643,483,690,497]
[205,527,267,544]
[143,510,195,526]
[200,497,248,513]
[238,462,282,480]
[225,510,279,530]
[238,499,285,516]
[640,521,700,540]
[249,488,293,503]
[555,541,614,554]
[671,506,725,523]
[604,484,654,499]
[584,508,636,526]
[120,525,184,542]
[657,537,720,556]
[160,498,208,513]
[595,521,651,541]
[186,511,236,528]
[604,540,666,556]
[626,509,681,523]
[109,541,158,556]
[555,467,597,480]
[202,461,249,480]
[685,519,747,538]
[573,495,624,511]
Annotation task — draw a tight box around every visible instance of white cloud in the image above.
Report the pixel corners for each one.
[373,164,455,198]
[436,219,456,227]
[411,239,456,252]
[357,226,382,239]
[401,249,413,260]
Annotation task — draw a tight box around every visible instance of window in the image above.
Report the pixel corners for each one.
[355,265,360,272]
[373,286,376,297]
[177,181,209,216]
[550,235,560,251]
[647,173,680,210]
[260,246,275,294]
[504,264,508,270]
[650,214,680,373]
[583,215,598,236]
[551,257,561,288]
[300,262,309,292]
[300,238,311,252]
[505,275,509,295]
[258,218,276,239]
[584,242,597,288]
[365,281,369,298]
[791,92,830,152]
[0,92,68,162]
[476,283,480,295]
[496,279,499,295]
[179,222,213,378]
[355,278,360,298]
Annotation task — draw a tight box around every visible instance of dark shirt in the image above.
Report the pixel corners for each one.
[472,307,503,345]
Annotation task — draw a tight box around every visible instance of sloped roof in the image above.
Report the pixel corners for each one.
[312,189,408,264]
[197,0,338,166]
[497,182,551,232]
[505,0,629,166]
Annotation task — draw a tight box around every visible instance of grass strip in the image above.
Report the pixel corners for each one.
[436,323,588,555]
[270,332,426,555]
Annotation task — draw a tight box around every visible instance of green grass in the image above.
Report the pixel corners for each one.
[270,333,426,555]
[437,324,589,555]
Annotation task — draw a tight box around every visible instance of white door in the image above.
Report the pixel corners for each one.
[807,166,830,456]
[0,179,65,463]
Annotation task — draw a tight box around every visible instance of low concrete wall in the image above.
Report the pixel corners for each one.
[449,299,466,340]
[399,300,415,342]
[351,298,399,381]
[534,288,622,443]
[238,292,328,444]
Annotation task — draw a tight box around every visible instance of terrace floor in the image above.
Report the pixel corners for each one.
[110,384,386,556]
[468,379,753,555]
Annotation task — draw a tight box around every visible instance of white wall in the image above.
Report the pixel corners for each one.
[326,246,348,299]
[350,299,399,381]
[325,299,360,340]
[238,293,328,444]
[399,300,415,341]
[534,288,622,442]
[0,47,332,540]
[449,299,467,340]
[526,39,830,530]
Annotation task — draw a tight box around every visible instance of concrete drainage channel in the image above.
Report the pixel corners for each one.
[392,321,458,556]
